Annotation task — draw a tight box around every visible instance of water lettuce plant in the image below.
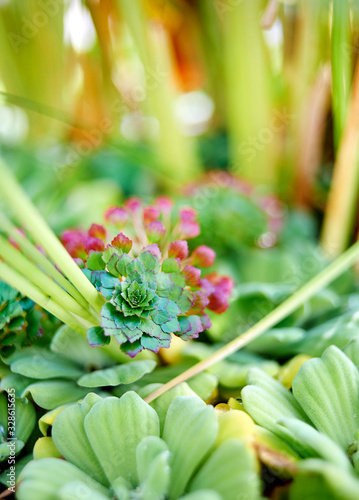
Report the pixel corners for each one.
[242,343,359,499]
[18,392,261,500]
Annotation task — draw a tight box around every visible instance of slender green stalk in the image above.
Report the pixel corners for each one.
[332,0,352,150]
[145,240,359,403]
[0,235,100,324]
[0,159,104,313]
[118,0,200,184]
[222,0,274,186]
[0,261,88,336]
[0,213,89,309]
[321,55,359,256]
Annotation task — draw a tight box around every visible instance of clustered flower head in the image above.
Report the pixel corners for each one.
[184,171,284,249]
[61,196,233,357]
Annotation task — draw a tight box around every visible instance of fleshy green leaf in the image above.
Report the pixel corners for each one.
[292,345,359,450]
[77,360,156,388]
[84,392,160,486]
[17,458,111,500]
[163,396,218,499]
[52,393,108,486]
[136,436,170,500]
[10,349,82,380]
[189,439,260,500]
[241,368,312,456]
[87,327,111,347]
[22,381,88,410]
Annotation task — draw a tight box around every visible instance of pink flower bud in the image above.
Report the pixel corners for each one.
[143,206,160,224]
[104,206,128,227]
[179,207,197,223]
[88,223,106,241]
[61,230,87,259]
[180,221,200,239]
[124,197,142,213]
[85,237,105,254]
[168,240,189,260]
[205,273,234,314]
[155,196,173,213]
[182,265,201,287]
[111,233,133,253]
[146,221,166,243]
[142,243,162,260]
[191,245,216,267]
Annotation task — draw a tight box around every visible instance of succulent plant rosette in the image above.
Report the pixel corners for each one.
[61,196,233,357]
[183,171,284,251]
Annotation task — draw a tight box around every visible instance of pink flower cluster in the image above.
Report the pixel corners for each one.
[61,196,234,317]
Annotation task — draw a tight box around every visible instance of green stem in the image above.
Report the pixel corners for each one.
[332,0,352,150]
[0,235,100,325]
[145,241,359,403]
[0,261,88,336]
[0,159,105,313]
[0,213,89,309]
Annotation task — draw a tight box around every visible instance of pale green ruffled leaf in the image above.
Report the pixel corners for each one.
[343,338,359,368]
[136,436,170,500]
[10,348,82,380]
[292,346,359,450]
[0,373,36,397]
[290,459,359,500]
[22,380,88,410]
[52,393,107,486]
[279,418,352,471]
[150,383,198,433]
[186,372,218,401]
[51,325,115,367]
[189,439,260,500]
[241,368,312,456]
[163,396,218,499]
[17,458,111,500]
[84,392,159,486]
[59,481,111,500]
[180,492,221,500]
[77,360,156,388]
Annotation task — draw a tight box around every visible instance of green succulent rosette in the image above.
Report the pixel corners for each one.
[0,281,43,357]
[84,247,207,357]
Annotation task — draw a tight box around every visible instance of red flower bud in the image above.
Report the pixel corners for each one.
[85,237,105,254]
[168,240,188,260]
[88,224,106,241]
[182,265,201,287]
[192,245,215,267]
[205,273,234,314]
[143,206,161,224]
[111,233,133,253]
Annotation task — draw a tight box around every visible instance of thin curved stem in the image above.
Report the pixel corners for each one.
[145,241,359,403]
